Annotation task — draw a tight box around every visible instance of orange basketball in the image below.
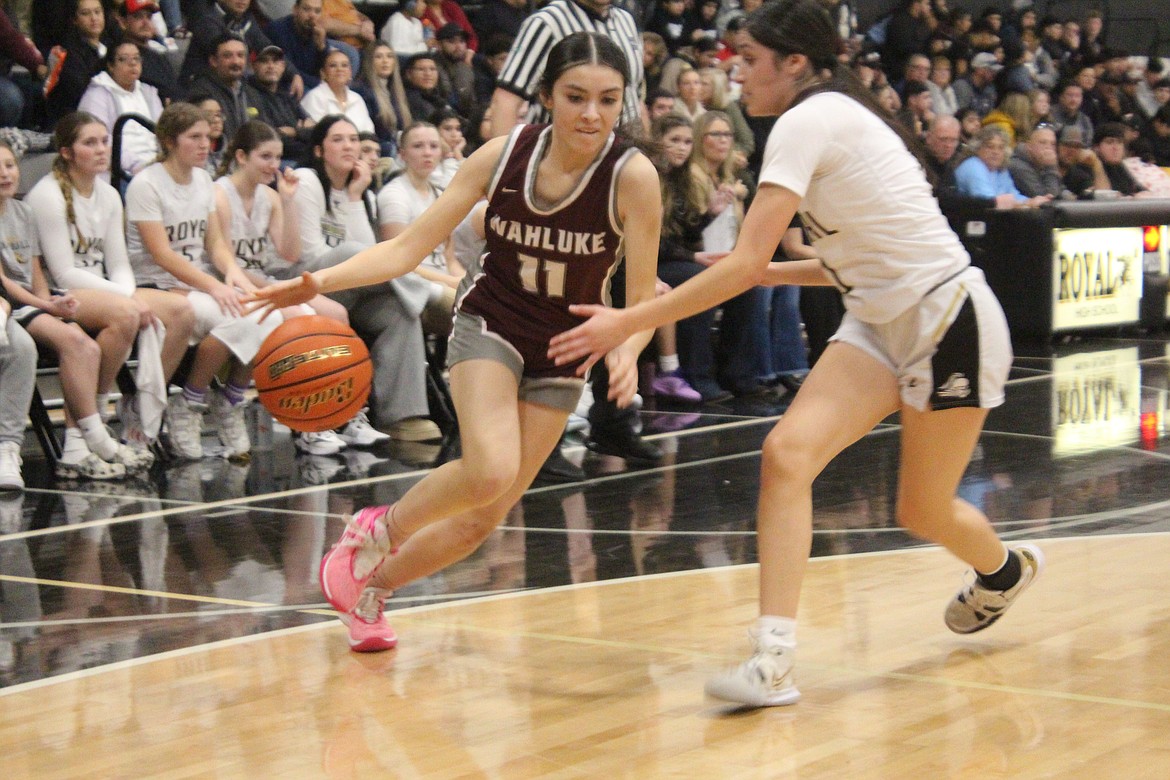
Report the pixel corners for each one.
[253,315,372,433]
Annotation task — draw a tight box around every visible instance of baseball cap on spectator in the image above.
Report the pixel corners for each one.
[1058,126,1086,147]
[1093,122,1127,145]
[905,81,930,97]
[436,23,468,42]
[694,37,719,54]
[123,0,160,12]
[971,52,1003,73]
[257,45,284,60]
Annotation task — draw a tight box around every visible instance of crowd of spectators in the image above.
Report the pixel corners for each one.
[0,0,1167,489]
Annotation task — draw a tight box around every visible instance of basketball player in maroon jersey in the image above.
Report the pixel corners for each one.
[250,32,662,651]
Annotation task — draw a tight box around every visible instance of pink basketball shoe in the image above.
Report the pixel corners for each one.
[341,587,398,652]
[319,505,394,614]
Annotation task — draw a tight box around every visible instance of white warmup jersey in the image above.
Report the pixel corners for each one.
[215,177,279,281]
[0,199,39,289]
[759,92,970,324]
[125,163,217,289]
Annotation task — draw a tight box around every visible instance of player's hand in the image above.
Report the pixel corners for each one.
[348,159,372,200]
[245,272,321,321]
[547,304,631,375]
[132,297,157,329]
[604,349,639,408]
[276,166,299,200]
[46,294,79,320]
[208,280,245,316]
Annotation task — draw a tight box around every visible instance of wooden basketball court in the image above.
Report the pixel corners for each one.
[3,338,1170,777]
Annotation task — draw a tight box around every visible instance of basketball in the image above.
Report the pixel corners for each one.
[253,315,372,433]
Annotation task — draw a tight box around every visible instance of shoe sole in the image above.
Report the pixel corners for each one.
[947,544,1046,634]
[704,678,802,708]
[338,614,398,652]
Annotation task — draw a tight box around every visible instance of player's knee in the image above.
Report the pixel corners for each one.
[760,428,817,485]
[894,497,948,540]
[67,329,101,366]
[450,512,501,552]
[463,459,519,505]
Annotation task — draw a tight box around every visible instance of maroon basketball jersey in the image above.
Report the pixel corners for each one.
[457,124,639,378]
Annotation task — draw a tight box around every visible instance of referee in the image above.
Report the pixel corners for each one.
[486,0,661,468]
[487,0,645,137]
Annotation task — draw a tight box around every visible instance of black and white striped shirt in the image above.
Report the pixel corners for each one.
[496,0,644,127]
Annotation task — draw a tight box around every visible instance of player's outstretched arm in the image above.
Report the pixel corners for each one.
[247,136,508,312]
[549,183,800,369]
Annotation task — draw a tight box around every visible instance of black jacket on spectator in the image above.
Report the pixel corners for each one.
[45,27,106,124]
[405,83,454,124]
[139,44,185,104]
[248,74,312,162]
[189,73,265,141]
[471,0,529,42]
[1102,161,1145,196]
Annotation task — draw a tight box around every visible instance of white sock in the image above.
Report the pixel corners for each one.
[61,427,90,463]
[77,413,118,461]
[658,354,680,373]
[756,615,797,648]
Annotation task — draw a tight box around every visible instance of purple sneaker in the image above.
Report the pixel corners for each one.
[319,505,394,614]
[651,372,702,403]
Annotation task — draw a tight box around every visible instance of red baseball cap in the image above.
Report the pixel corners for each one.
[123,0,161,13]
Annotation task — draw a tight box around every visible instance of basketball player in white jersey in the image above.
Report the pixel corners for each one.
[549,0,1044,707]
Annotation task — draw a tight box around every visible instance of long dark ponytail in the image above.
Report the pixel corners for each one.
[745,0,934,179]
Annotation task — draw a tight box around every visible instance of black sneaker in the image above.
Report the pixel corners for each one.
[585,429,662,465]
[535,446,585,484]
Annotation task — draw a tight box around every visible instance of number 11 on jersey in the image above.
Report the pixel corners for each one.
[518,253,567,298]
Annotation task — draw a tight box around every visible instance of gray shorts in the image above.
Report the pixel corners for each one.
[446,311,584,413]
[831,266,1012,412]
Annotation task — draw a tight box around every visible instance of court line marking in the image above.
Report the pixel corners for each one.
[4,532,1167,702]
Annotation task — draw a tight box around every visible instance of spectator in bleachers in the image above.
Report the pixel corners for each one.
[1078,8,1105,64]
[981,92,1033,146]
[354,41,411,157]
[646,88,675,122]
[1072,64,1104,127]
[300,47,374,132]
[25,112,194,455]
[897,80,933,139]
[470,32,508,108]
[874,83,901,114]
[126,101,284,459]
[381,0,429,59]
[641,31,668,95]
[188,34,264,141]
[114,0,184,104]
[1094,121,1147,196]
[423,0,477,52]
[672,67,705,122]
[434,23,478,120]
[1056,125,1108,197]
[248,44,313,163]
[654,113,730,402]
[292,115,439,442]
[997,39,1035,96]
[78,42,163,180]
[376,121,462,342]
[402,52,453,125]
[263,0,342,93]
[952,51,999,117]
[927,55,957,116]
[698,67,752,156]
[431,106,464,188]
[883,0,935,85]
[45,0,111,124]
[928,8,973,74]
[320,0,377,51]
[955,105,981,145]
[181,0,299,97]
[0,134,145,481]
[1030,86,1052,125]
[212,119,359,454]
[1138,104,1170,166]
[190,93,228,174]
[1006,123,1064,198]
[1038,15,1063,62]
[472,0,528,43]
[1135,58,1166,119]
[1024,28,1057,91]
[0,2,45,128]
[1050,80,1094,147]
[954,126,1048,206]
[894,52,930,101]
[850,50,885,90]
[646,0,690,58]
